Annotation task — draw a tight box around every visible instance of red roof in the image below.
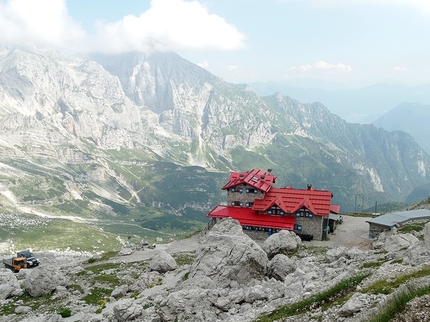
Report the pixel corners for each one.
[207,205,295,230]
[221,168,276,193]
[252,187,333,216]
[330,204,341,214]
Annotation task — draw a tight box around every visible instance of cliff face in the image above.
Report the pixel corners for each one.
[0,45,429,229]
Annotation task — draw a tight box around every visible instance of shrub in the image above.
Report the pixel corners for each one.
[58,307,72,318]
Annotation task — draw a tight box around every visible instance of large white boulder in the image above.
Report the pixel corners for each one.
[267,254,296,281]
[22,267,69,297]
[149,250,177,273]
[189,218,268,288]
[262,229,301,257]
[0,268,21,300]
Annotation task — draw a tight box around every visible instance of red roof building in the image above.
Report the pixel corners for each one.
[207,168,340,241]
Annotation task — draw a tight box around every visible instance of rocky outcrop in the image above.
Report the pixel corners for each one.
[262,229,302,257]
[22,267,69,297]
[149,250,177,273]
[373,229,420,252]
[3,218,430,322]
[267,254,296,281]
[0,269,21,300]
[189,218,268,287]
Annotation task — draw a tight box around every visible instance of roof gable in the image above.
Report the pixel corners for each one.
[207,205,295,230]
[222,168,277,193]
[253,187,333,216]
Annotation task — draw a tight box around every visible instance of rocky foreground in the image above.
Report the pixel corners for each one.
[1,218,430,322]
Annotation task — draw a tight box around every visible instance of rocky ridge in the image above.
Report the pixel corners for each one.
[1,217,430,322]
[1,45,430,223]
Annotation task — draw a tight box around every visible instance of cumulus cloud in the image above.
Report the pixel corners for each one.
[392,66,407,72]
[90,0,246,53]
[197,61,209,68]
[0,0,246,54]
[290,61,352,73]
[225,64,238,71]
[0,0,88,52]
[277,0,430,12]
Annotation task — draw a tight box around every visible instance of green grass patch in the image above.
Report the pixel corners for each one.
[398,221,428,234]
[67,284,84,294]
[87,251,119,264]
[173,252,195,265]
[0,291,61,315]
[83,263,120,275]
[297,245,329,256]
[93,274,120,286]
[256,273,369,321]
[360,258,387,269]
[369,285,430,322]
[58,307,72,318]
[0,217,122,253]
[364,266,430,295]
[81,287,111,306]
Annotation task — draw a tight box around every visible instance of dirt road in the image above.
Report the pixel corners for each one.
[308,215,373,249]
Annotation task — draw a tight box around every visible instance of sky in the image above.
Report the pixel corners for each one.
[0,0,430,88]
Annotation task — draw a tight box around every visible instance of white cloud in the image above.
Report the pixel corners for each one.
[225,64,238,71]
[0,0,88,52]
[302,0,427,11]
[197,61,209,68]
[277,0,430,12]
[290,61,352,73]
[392,66,407,72]
[0,0,246,54]
[91,0,246,53]
[314,61,352,72]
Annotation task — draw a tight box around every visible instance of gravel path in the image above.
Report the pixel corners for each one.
[308,215,373,249]
[110,233,202,263]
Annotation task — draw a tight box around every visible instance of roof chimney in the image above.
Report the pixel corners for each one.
[307,184,312,190]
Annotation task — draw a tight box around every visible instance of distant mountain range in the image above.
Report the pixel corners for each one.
[373,102,430,154]
[249,81,430,124]
[0,45,429,236]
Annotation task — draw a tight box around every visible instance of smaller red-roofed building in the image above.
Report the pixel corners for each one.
[207,168,340,241]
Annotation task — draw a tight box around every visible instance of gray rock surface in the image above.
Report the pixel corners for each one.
[262,229,301,257]
[189,218,268,287]
[267,254,296,281]
[149,250,177,273]
[2,215,430,322]
[425,221,430,249]
[0,268,20,300]
[22,267,69,297]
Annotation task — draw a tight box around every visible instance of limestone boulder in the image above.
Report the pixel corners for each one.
[267,254,296,281]
[0,268,20,300]
[149,250,177,273]
[424,221,430,249]
[326,246,365,263]
[111,285,129,299]
[22,267,69,297]
[383,233,419,252]
[338,292,369,317]
[113,298,146,322]
[130,271,161,292]
[189,218,268,288]
[158,288,218,321]
[262,229,301,257]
